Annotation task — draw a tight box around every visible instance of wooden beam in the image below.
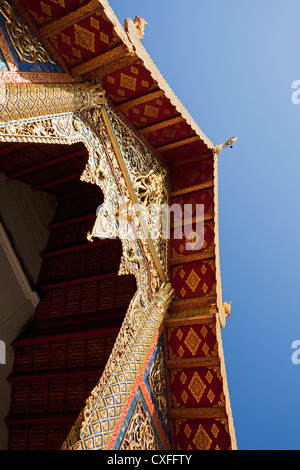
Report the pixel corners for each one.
[138,116,185,136]
[116,90,165,114]
[7,148,87,180]
[8,366,105,383]
[171,214,214,229]
[165,313,215,327]
[32,172,82,192]
[84,54,139,81]
[41,238,116,259]
[168,295,217,313]
[170,181,214,198]
[0,142,28,156]
[5,413,78,425]
[155,135,199,153]
[166,356,219,369]
[169,251,215,267]
[70,44,129,77]
[171,151,213,167]
[12,309,127,345]
[170,406,227,420]
[39,0,102,38]
[48,213,95,230]
[40,271,119,291]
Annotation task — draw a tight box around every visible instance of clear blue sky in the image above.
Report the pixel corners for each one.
[109,0,300,450]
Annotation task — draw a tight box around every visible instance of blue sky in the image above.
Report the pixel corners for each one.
[109,1,300,450]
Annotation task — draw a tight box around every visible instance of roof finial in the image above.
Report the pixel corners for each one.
[124,16,147,41]
[214,136,237,156]
[133,16,147,39]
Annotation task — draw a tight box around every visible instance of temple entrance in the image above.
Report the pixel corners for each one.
[0,141,136,449]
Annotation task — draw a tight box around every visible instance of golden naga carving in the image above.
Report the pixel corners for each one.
[0,0,55,64]
[0,88,173,450]
[62,283,174,450]
[0,81,106,123]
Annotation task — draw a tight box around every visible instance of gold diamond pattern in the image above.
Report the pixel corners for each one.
[201,265,207,275]
[202,283,208,293]
[188,371,206,403]
[193,424,212,450]
[120,73,137,91]
[187,168,199,183]
[184,328,201,356]
[184,423,192,439]
[180,371,187,384]
[211,423,219,439]
[181,390,188,403]
[176,328,183,340]
[74,24,95,52]
[180,287,186,297]
[205,370,213,384]
[201,325,208,337]
[186,269,200,293]
[41,2,51,15]
[207,389,215,403]
[144,104,159,118]
[179,269,185,278]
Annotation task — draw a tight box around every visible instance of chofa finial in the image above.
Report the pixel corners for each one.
[214,136,237,156]
[124,16,147,41]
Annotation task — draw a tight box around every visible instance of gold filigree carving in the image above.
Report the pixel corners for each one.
[120,399,159,450]
[148,346,168,427]
[0,1,55,64]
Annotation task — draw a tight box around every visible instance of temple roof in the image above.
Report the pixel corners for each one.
[8,0,215,162]
[0,0,237,451]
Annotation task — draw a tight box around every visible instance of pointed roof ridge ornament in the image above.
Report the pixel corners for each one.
[124,16,148,41]
[214,136,237,156]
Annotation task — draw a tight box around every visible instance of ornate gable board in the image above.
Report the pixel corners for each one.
[0,94,174,449]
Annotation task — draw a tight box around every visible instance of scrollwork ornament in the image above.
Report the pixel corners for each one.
[0,0,55,64]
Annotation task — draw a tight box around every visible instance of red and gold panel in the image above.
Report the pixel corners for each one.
[172,159,213,190]
[171,219,215,258]
[103,63,158,104]
[20,0,84,26]
[174,418,232,450]
[48,12,121,67]
[119,94,179,129]
[171,259,216,299]
[160,139,209,163]
[166,323,217,360]
[170,366,224,408]
[142,122,195,149]
[171,188,214,220]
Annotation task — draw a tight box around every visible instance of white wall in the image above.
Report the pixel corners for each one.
[0,174,57,449]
